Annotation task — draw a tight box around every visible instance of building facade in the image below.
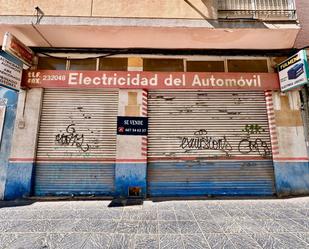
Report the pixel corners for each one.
[0,0,308,200]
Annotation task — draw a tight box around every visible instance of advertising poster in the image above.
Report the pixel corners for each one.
[0,51,22,91]
[278,50,309,92]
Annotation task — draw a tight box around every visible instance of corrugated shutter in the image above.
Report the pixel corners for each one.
[147,91,275,196]
[35,89,118,196]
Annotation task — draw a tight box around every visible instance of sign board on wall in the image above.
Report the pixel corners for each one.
[278,50,309,92]
[22,70,280,90]
[0,51,23,91]
[117,116,148,136]
[0,98,7,144]
[2,32,34,67]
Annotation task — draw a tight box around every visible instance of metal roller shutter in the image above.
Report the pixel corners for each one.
[147,90,275,197]
[35,89,118,196]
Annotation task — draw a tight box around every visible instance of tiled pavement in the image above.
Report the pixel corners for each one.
[0,197,308,249]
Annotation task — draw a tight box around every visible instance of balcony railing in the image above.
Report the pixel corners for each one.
[218,0,296,20]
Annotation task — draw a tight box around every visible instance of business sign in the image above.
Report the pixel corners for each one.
[0,51,23,91]
[0,98,7,144]
[2,32,34,66]
[22,70,280,90]
[278,50,309,92]
[117,116,148,136]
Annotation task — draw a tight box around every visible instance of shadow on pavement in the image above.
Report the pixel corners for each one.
[108,198,144,207]
[0,200,36,209]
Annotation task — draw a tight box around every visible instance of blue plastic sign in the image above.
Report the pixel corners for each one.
[117,116,148,136]
[278,50,309,92]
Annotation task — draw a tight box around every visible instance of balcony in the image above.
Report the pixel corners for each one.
[0,0,299,50]
[218,0,296,20]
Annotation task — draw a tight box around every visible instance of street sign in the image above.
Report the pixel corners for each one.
[278,50,309,92]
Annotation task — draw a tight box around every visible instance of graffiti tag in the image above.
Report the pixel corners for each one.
[55,124,90,152]
[180,129,232,156]
[242,124,265,135]
[238,137,271,157]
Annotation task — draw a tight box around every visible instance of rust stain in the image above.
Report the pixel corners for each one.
[128,92,138,105]
[275,95,302,127]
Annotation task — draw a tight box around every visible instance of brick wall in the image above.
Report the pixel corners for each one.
[294,0,309,48]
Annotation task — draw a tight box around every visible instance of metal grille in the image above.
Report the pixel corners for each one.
[218,0,296,20]
[34,89,118,196]
[147,91,275,197]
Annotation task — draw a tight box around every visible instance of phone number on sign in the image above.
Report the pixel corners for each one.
[42,75,66,81]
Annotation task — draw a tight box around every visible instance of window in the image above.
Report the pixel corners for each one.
[227,59,268,72]
[187,61,225,72]
[69,58,96,71]
[37,57,66,70]
[99,58,127,71]
[143,59,184,72]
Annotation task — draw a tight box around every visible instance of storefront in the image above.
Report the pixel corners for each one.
[21,68,280,197]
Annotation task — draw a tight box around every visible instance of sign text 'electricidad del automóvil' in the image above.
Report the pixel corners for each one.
[23,70,280,90]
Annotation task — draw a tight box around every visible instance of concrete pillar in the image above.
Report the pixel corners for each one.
[271,90,309,196]
[115,57,148,198]
[4,88,43,200]
[0,88,18,200]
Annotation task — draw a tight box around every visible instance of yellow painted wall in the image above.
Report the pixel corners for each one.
[275,95,303,127]
[0,0,217,19]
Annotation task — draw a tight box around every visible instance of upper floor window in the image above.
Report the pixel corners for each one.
[218,0,296,20]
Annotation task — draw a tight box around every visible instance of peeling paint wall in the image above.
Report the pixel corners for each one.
[0,87,18,200]
[4,89,42,200]
[272,90,309,196]
[115,57,147,198]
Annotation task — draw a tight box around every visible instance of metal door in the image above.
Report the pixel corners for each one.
[35,89,118,196]
[147,91,275,196]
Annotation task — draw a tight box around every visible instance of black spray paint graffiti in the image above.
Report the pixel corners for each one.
[180,129,233,156]
[55,124,90,152]
[238,138,271,157]
[238,124,270,157]
[180,125,271,158]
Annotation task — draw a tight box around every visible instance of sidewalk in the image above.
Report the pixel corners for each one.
[0,197,308,249]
